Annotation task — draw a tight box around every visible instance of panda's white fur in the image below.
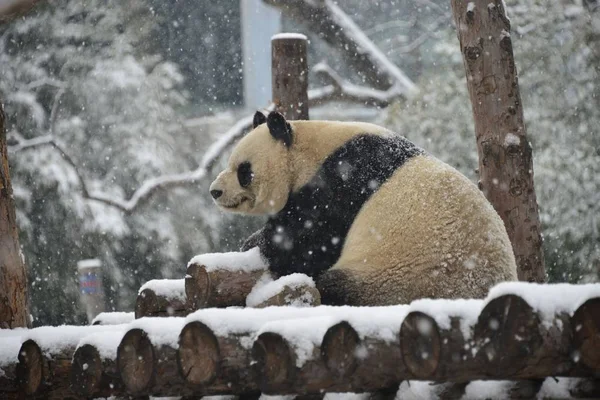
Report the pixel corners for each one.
[210,111,517,306]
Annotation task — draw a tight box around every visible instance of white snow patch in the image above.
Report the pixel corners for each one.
[408,298,482,339]
[0,328,27,367]
[77,329,128,360]
[467,2,475,12]
[324,393,370,400]
[246,273,315,307]
[138,279,186,300]
[185,305,409,348]
[485,282,600,322]
[504,133,520,147]
[21,325,123,357]
[396,381,438,399]
[127,317,187,348]
[463,380,513,399]
[500,29,511,40]
[77,258,102,270]
[188,247,267,273]
[271,32,308,41]
[92,312,135,326]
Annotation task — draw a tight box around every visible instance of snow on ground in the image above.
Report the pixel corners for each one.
[91,311,135,325]
[246,273,316,307]
[138,279,186,300]
[188,247,267,273]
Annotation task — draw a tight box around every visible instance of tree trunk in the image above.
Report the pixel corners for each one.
[0,102,29,328]
[451,0,546,283]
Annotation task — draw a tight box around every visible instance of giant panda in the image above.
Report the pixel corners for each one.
[209,110,517,306]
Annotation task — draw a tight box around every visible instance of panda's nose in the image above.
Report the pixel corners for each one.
[210,189,223,199]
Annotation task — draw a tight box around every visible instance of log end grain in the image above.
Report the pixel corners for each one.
[70,344,103,397]
[185,263,210,310]
[178,321,220,386]
[117,328,154,395]
[400,311,441,379]
[252,332,296,394]
[321,321,360,378]
[15,339,43,395]
[572,297,600,371]
[475,294,541,372]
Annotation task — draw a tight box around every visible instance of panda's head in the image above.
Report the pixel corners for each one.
[209,110,294,215]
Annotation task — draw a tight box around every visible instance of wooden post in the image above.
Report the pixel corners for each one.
[77,259,105,323]
[0,102,29,329]
[271,33,309,120]
[450,0,546,282]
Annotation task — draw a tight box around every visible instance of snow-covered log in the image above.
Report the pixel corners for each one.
[247,274,321,308]
[91,311,134,325]
[135,279,189,318]
[14,325,121,397]
[186,248,269,309]
[70,330,126,398]
[116,318,186,397]
[400,291,600,383]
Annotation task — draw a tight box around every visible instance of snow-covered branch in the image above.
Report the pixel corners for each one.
[309,62,402,107]
[7,62,405,214]
[263,0,418,96]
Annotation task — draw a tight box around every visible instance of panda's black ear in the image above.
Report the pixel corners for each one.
[252,111,267,128]
[266,111,293,147]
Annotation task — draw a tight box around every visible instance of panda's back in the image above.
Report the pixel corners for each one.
[332,153,518,304]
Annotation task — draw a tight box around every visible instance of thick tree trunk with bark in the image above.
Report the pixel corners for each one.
[451,0,546,282]
[0,102,29,329]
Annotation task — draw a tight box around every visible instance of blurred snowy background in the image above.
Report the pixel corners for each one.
[1,0,598,325]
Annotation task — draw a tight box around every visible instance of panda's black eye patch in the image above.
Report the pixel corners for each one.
[237,161,254,188]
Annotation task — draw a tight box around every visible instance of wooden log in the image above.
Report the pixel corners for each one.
[247,275,322,308]
[177,320,260,396]
[571,297,600,371]
[15,339,73,398]
[136,287,189,318]
[271,33,309,120]
[400,295,593,382]
[185,262,267,309]
[252,319,407,395]
[117,327,188,397]
[252,283,321,308]
[70,343,124,398]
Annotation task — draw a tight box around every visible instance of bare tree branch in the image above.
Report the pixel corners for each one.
[263,0,418,96]
[309,62,402,107]
[8,105,275,213]
[8,59,404,213]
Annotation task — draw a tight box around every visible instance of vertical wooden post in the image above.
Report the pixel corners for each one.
[271,33,309,120]
[0,102,30,329]
[451,0,546,282]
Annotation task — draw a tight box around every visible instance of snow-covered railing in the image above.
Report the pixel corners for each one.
[2,282,599,399]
